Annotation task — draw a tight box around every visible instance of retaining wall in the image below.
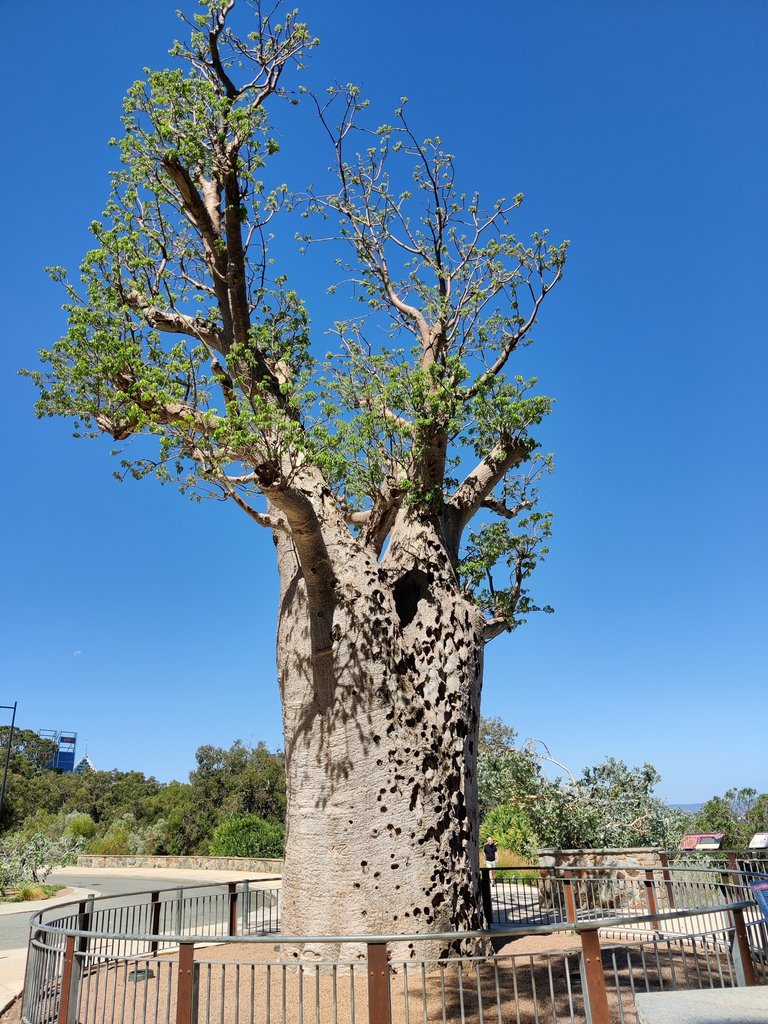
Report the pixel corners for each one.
[78,849,664,876]
[77,854,283,873]
[538,848,665,870]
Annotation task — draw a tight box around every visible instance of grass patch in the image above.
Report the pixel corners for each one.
[495,851,540,883]
[0,884,65,903]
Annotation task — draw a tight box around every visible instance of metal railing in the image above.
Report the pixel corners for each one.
[481,863,768,941]
[22,866,767,1024]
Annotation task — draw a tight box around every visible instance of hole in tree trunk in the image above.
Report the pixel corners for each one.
[392,568,432,628]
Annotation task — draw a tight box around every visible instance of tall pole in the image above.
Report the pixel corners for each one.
[0,702,18,827]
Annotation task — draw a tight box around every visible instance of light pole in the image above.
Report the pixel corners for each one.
[0,702,17,826]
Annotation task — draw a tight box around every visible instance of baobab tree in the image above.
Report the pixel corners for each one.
[30,0,567,952]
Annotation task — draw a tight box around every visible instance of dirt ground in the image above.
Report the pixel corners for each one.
[12,928,743,1024]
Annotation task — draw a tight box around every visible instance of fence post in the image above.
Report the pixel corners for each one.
[58,934,77,1024]
[579,928,611,1024]
[564,871,577,925]
[151,891,162,956]
[76,897,93,956]
[176,942,199,1024]
[480,869,493,927]
[242,880,250,935]
[659,851,675,909]
[366,942,391,1024]
[730,906,757,987]
[643,869,659,927]
[228,883,238,936]
[175,888,184,936]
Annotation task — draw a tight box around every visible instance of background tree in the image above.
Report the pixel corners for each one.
[477,716,542,820]
[477,722,691,854]
[0,728,58,775]
[693,787,768,849]
[28,0,566,946]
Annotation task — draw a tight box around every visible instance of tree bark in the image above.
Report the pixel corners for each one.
[275,509,485,959]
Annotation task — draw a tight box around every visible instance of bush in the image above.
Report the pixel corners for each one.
[86,813,167,855]
[12,884,47,902]
[0,831,83,885]
[209,815,284,858]
[66,812,97,840]
[481,803,538,861]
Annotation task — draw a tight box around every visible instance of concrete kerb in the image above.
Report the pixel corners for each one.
[0,865,281,1017]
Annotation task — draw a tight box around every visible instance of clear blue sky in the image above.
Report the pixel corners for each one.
[2,1,766,805]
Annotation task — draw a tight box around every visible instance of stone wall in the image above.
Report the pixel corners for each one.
[537,848,666,870]
[77,854,283,873]
[535,849,667,914]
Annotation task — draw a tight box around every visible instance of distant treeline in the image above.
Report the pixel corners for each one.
[0,728,285,857]
[2,724,765,859]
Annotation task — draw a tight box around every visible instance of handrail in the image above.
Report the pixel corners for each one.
[28,899,756,948]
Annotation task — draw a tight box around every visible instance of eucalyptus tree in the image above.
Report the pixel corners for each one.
[29,0,567,949]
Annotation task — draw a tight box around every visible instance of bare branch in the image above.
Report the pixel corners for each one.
[218,477,291,532]
[483,616,509,642]
[208,1,238,99]
[467,266,563,397]
[125,291,227,354]
[481,496,533,521]
[450,438,534,530]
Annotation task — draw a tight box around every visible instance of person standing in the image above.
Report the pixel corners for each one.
[483,836,498,885]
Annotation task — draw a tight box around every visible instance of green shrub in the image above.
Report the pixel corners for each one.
[209,815,284,858]
[86,813,166,855]
[481,803,538,862]
[65,813,97,840]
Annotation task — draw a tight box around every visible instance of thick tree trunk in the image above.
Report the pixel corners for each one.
[275,511,486,959]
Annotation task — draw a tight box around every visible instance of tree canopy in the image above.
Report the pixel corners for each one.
[29,0,567,637]
[477,724,693,853]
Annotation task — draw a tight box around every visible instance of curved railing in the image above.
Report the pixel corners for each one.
[22,865,768,1024]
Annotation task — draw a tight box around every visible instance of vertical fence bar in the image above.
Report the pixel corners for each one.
[579,929,611,1024]
[176,943,198,1024]
[366,942,391,1024]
